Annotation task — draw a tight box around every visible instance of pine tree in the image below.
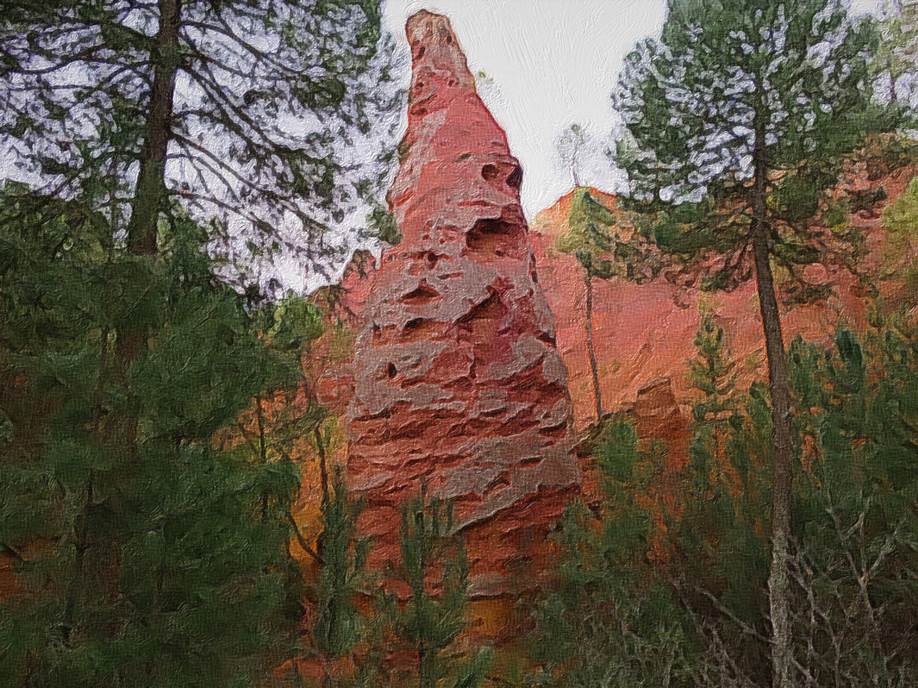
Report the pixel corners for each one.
[680,315,771,634]
[0,190,309,686]
[530,419,695,688]
[310,467,369,685]
[786,317,917,684]
[0,0,397,285]
[526,318,916,686]
[687,312,739,496]
[556,189,659,421]
[240,294,328,529]
[613,3,892,684]
[556,189,615,420]
[0,6,393,682]
[384,487,491,688]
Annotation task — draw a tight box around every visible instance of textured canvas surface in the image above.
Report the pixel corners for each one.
[1,2,915,687]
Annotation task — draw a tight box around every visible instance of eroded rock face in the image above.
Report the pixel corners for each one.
[530,164,916,431]
[346,11,579,596]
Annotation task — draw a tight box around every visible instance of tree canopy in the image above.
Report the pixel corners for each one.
[0,190,317,687]
[0,0,400,285]
[613,3,899,686]
[614,0,890,296]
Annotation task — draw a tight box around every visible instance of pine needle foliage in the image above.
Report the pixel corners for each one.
[785,316,918,685]
[0,189,306,687]
[874,0,918,108]
[680,315,771,634]
[557,188,659,284]
[529,418,696,688]
[313,467,369,662]
[613,6,898,682]
[614,0,896,300]
[383,487,491,688]
[0,0,399,282]
[529,317,916,686]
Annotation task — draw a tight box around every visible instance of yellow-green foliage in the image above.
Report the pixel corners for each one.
[267,296,324,349]
[823,199,850,234]
[882,176,918,301]
[555,187,616,256]
[884,176,918,237]
[327,321,355,361]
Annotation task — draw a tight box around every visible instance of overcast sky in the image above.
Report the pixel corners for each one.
[382,0,887,218]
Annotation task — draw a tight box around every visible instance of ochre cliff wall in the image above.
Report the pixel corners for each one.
[300,17,915,611]
[530,164,916,431]
[305,162,914,587]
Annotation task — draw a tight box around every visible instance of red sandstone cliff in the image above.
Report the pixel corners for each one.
[306,160,914,575]
[343,11,580,596]
[530,163,916,431]
[296,24,916,605]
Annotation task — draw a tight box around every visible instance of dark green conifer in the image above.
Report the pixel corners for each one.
[680,314,770,630]
[786,317,917,684]
[310,468,369,684]
[0,193,308,687]
[384,487,491,688]
[530,419,694,688]
[613,3,894,683]
[0,0,397,280]
[687,313,739,496]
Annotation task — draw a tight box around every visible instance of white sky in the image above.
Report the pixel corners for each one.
[382,0,886,218]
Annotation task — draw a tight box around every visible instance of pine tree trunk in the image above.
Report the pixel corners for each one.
[418,645,436,688]
[750,128,794,688]
[85,2,183,637]
[116,0,181,371]
[888,59,898,105]
[315,425,331,511]
[127,0,181,257]
[584,271,604,421]
[62,474,93,642]
[256,394,269,520]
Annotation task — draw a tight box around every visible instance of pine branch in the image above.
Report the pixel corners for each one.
[287,510,324,566]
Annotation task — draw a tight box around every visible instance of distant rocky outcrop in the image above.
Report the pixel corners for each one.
[342,11,580,597]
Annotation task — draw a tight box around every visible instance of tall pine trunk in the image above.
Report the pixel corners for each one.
[888,58,898,105]
[127,0,181,257]
[751,126,794,688]
[584,270,603,421]
[116,0,181,371]
[111,0,181,460]
[314,425,331,511]
[69,0,182,639]
[256,394,270,520]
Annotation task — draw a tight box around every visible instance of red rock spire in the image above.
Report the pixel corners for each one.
[346,11,579,596]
